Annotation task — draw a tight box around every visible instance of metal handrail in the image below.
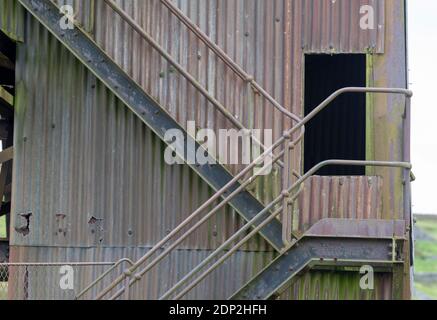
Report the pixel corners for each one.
[161,186,306,299]
[163,160,412,300]
[0,261,123,300]
[0,262,116,267]
[94,87,412,300]
[102,0,304,169]
[0,260,131,300]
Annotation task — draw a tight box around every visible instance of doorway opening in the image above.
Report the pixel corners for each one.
[304,54,366,176]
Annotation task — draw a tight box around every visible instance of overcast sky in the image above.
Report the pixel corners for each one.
[408,0,437,214]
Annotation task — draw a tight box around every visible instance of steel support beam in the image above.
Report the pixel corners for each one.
[230,236,402,300]
[0,241,8,264]
[18,0,284,250]
[231,219,406,300]
[0,147,13,164]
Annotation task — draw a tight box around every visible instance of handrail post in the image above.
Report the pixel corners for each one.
[289,136,301,240]
[403,94,413,299]
[123,270,131,300]
[281,132,292,245]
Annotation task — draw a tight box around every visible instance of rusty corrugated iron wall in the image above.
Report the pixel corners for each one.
[280,271,393,300]
[0,0,24,41]
[2,0,409,299]
[53,0,387,207]
[300,0,385,53]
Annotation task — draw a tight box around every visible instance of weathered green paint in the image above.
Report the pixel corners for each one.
[13,81,26,148]
[282,271,391,300]
[391,264,404,300]
[370,0,411,298]
[366,54,376,176]
[371,0,408,222]
[0,0,24,42]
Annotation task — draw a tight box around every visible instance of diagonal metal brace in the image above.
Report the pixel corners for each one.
[18,0,284,251]
[231,219,406,300]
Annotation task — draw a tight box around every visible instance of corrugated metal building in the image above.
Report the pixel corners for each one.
[0,0,412,300]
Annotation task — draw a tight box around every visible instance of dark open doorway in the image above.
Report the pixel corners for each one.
[304,54,366,176]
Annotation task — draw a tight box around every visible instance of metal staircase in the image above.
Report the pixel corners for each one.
[17,0,413,300]
[231,219,407,300]
[18,0,296,251]
[92,87,411,300]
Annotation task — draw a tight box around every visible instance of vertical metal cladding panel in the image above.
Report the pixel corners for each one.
[88,0,287,204]
[0,0,24,41]
[301,0,385,53]
[9,245,276,300]
[370,0,408,222]
[279,271,393,300]
[54,0,289,206]
[11,13,272,252]
[277,175,388,300]
[295,176,383,233]
[54,0,95,34]
[369,0,410,296]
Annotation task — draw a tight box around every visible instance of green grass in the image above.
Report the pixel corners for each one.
[415,241,437,259]
[416,219,437,240]
[414,216,437,299]
[415,282,437,299]
[0,216,5,239]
